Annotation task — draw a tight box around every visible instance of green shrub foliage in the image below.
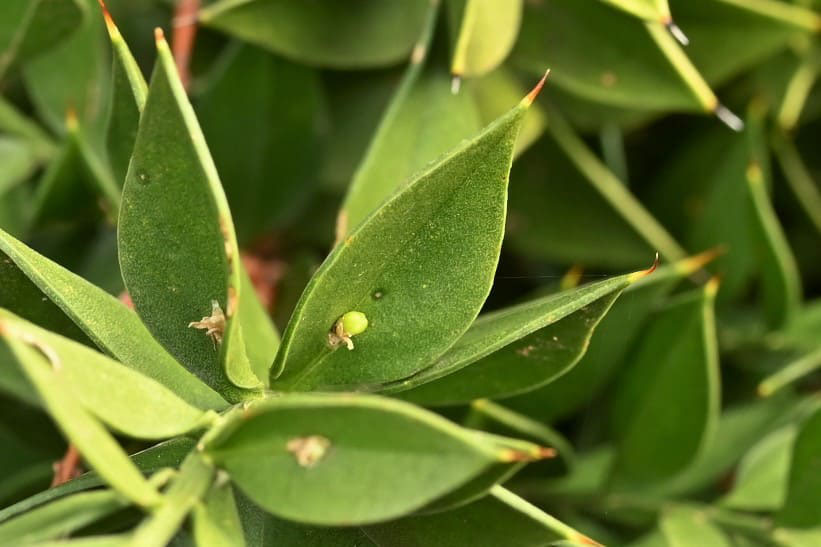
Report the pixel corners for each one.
[0,0,819,545]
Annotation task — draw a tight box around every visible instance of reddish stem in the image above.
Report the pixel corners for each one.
[172,0,200,91]
[51,444,82,487]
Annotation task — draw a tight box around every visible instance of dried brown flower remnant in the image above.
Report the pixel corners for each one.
[188,299,225,348]
[287,435,331,468]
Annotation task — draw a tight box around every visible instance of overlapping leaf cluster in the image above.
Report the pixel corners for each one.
[0,0,819,545]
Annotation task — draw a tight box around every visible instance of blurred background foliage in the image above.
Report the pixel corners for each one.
[1,0,821,544]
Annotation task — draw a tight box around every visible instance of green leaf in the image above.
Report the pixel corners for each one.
[512,0,713,112]
[673,0,819,85]
[132,452,215,546]
[100,4,147,186]
[0,490,125,544]
[339,33,482,236]
[449,0,523,78]
[118,32,261,398]
[0,228,227,411]
[0,334,160,508]
[610,283,720,487]
[721,425,796,511]
[203,393,536,525]
[503,253,714,423]
[777,408,821,528]
[652,393,796,499]
[506,137,656,268]
[271,79,539,391]
[197,43,321,243]
[364,486,600,546]
[0,310,213,440]
[0,137,39,198]
[648,110,801,326]
[0,437,195,525]
[659,506,732,547]
[200,0,431,69]
[193,480,246,547]
[389,271,639,405]
[21,0,108,135]
[0,0,85,80]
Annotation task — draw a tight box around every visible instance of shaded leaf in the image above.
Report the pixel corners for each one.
[339,62,482,236]
[0,0,84,80]
[504,253,714,423]
[272,81,538,390]
[200,0,431,69]
[390,271,639,405]
[777,408,821,528]
[513,0,712,112]
[364,486,600,546]
[0,437,195,525]
[610,284,720,486]
[197,43,322,243]
[672,0,819,85]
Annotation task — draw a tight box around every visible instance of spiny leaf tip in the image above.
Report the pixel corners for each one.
[154,27,166,44]
[521,69,550,107]
[629,252,659,282]
[97,0,119,37]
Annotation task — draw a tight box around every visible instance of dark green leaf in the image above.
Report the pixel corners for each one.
[777,408,821,528]
[364,486,600,546]
[504,253,714,423]
[0,0,84,80]
[199,0,431,69]
[390,271,639,405]
[609,284,720,487]
[197,43,321,243]
[513,0,714,112]
[118,32,261,398]
[271,81,538,390]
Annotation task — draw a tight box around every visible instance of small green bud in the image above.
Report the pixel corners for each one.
[340,311,368,336]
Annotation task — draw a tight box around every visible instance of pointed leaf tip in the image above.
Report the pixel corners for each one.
[97,0,118,35]
[521,69,550,107]
[629,252,659,282]
[154,27,166,44]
